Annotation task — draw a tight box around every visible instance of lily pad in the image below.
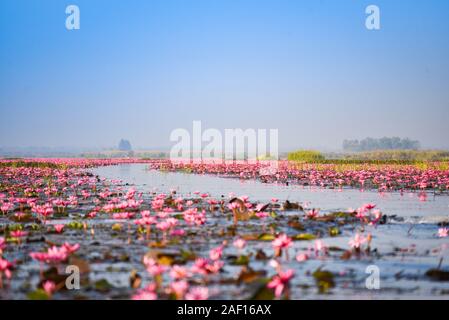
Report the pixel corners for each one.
[293,233,316,241]
[258,234,275,241]
[425,269,449,281]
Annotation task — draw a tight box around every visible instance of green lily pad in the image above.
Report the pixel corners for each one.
[293,233,316,241]
[258,234,275,241]
[27,289,49,300]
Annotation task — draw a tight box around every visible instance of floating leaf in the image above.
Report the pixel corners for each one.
[231,255,250,266]
[7,224,23,231]
[158,255,174,266]
[329,211,353,219]
[329,227,340,237]
[250,280,275,300]
[94,279,113,292]
[9,213,38,223]
[241,234,259,241]
[316,215,336,222]
[425,269,449,281]
[282,201,302,211]
[27,289,49,300]
[258,234,275,241]
[148,241,166,248]
[129,270,142,289]
[111,223,122,231]
[238,267,266,284]
[255,249,268,260]
[42,267,67,284]
[312,268,335,294]
[340,250,352,260]
[180,249,197,262]
[67,221,84,230]
[288,220,305,231]
[293,233,316,241]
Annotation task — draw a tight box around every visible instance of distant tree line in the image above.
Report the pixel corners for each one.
[118,139,132,151]
[343,137,420,152]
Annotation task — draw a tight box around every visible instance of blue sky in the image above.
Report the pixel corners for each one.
[1,0,449,151]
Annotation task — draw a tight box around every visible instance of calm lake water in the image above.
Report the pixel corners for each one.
[87,164,449,299]
[92,164,449,222]
[88,164,449,299]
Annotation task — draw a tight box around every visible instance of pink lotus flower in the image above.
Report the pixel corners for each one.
[314,240,328,256]
[14,212,26,220]
[170,265,190,280]
[43,280,56,296]
[205,260,224,274]
[191,258,209,275]
[356,208,366,219]
[63,242,80,254]
[156,221,171,231]
[170,229,186,236]
[134,216,157,226]
[185,286,209,300]
[46,246,69,262]
[143,257,166,276]
[157,211,169,219]
[191,258,223,275]
[132,291,157,300]
[256,212,269,219]
[1,202,14,214]
[349,233,367,249]
[306,208,319,219]
[30,243,79,264]
[209,246,224,261]
[10,230,28,238]
[269,259,280,270]
[371,209,382,224]
[272,234,292,250]
[296,253,309,262]
[438,228,448,238]
[88,211,97,218]
[272,234,292,258]
[267,269,294,298]
[165,218,178,228]
[132,284,158,300]
[363,203,376,211]
[113,212,135,220]
[207,199,218,206]
[141,210,151,218]
[174,197,184,205]
[0,237,5,254]
[170,280,189,299]
[233,238,246,250]
[0,258,12,277]
[0,258,13,287]
[54,224,65,233]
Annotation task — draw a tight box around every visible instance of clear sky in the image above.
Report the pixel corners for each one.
[1,0,449,151]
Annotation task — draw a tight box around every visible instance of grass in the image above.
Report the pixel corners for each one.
[287,150,325,162]
[287,150,449,168]
[342,150,449,161]
[0,160,62,169]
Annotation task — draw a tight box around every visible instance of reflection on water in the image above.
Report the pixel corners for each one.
[87,164,449,299]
